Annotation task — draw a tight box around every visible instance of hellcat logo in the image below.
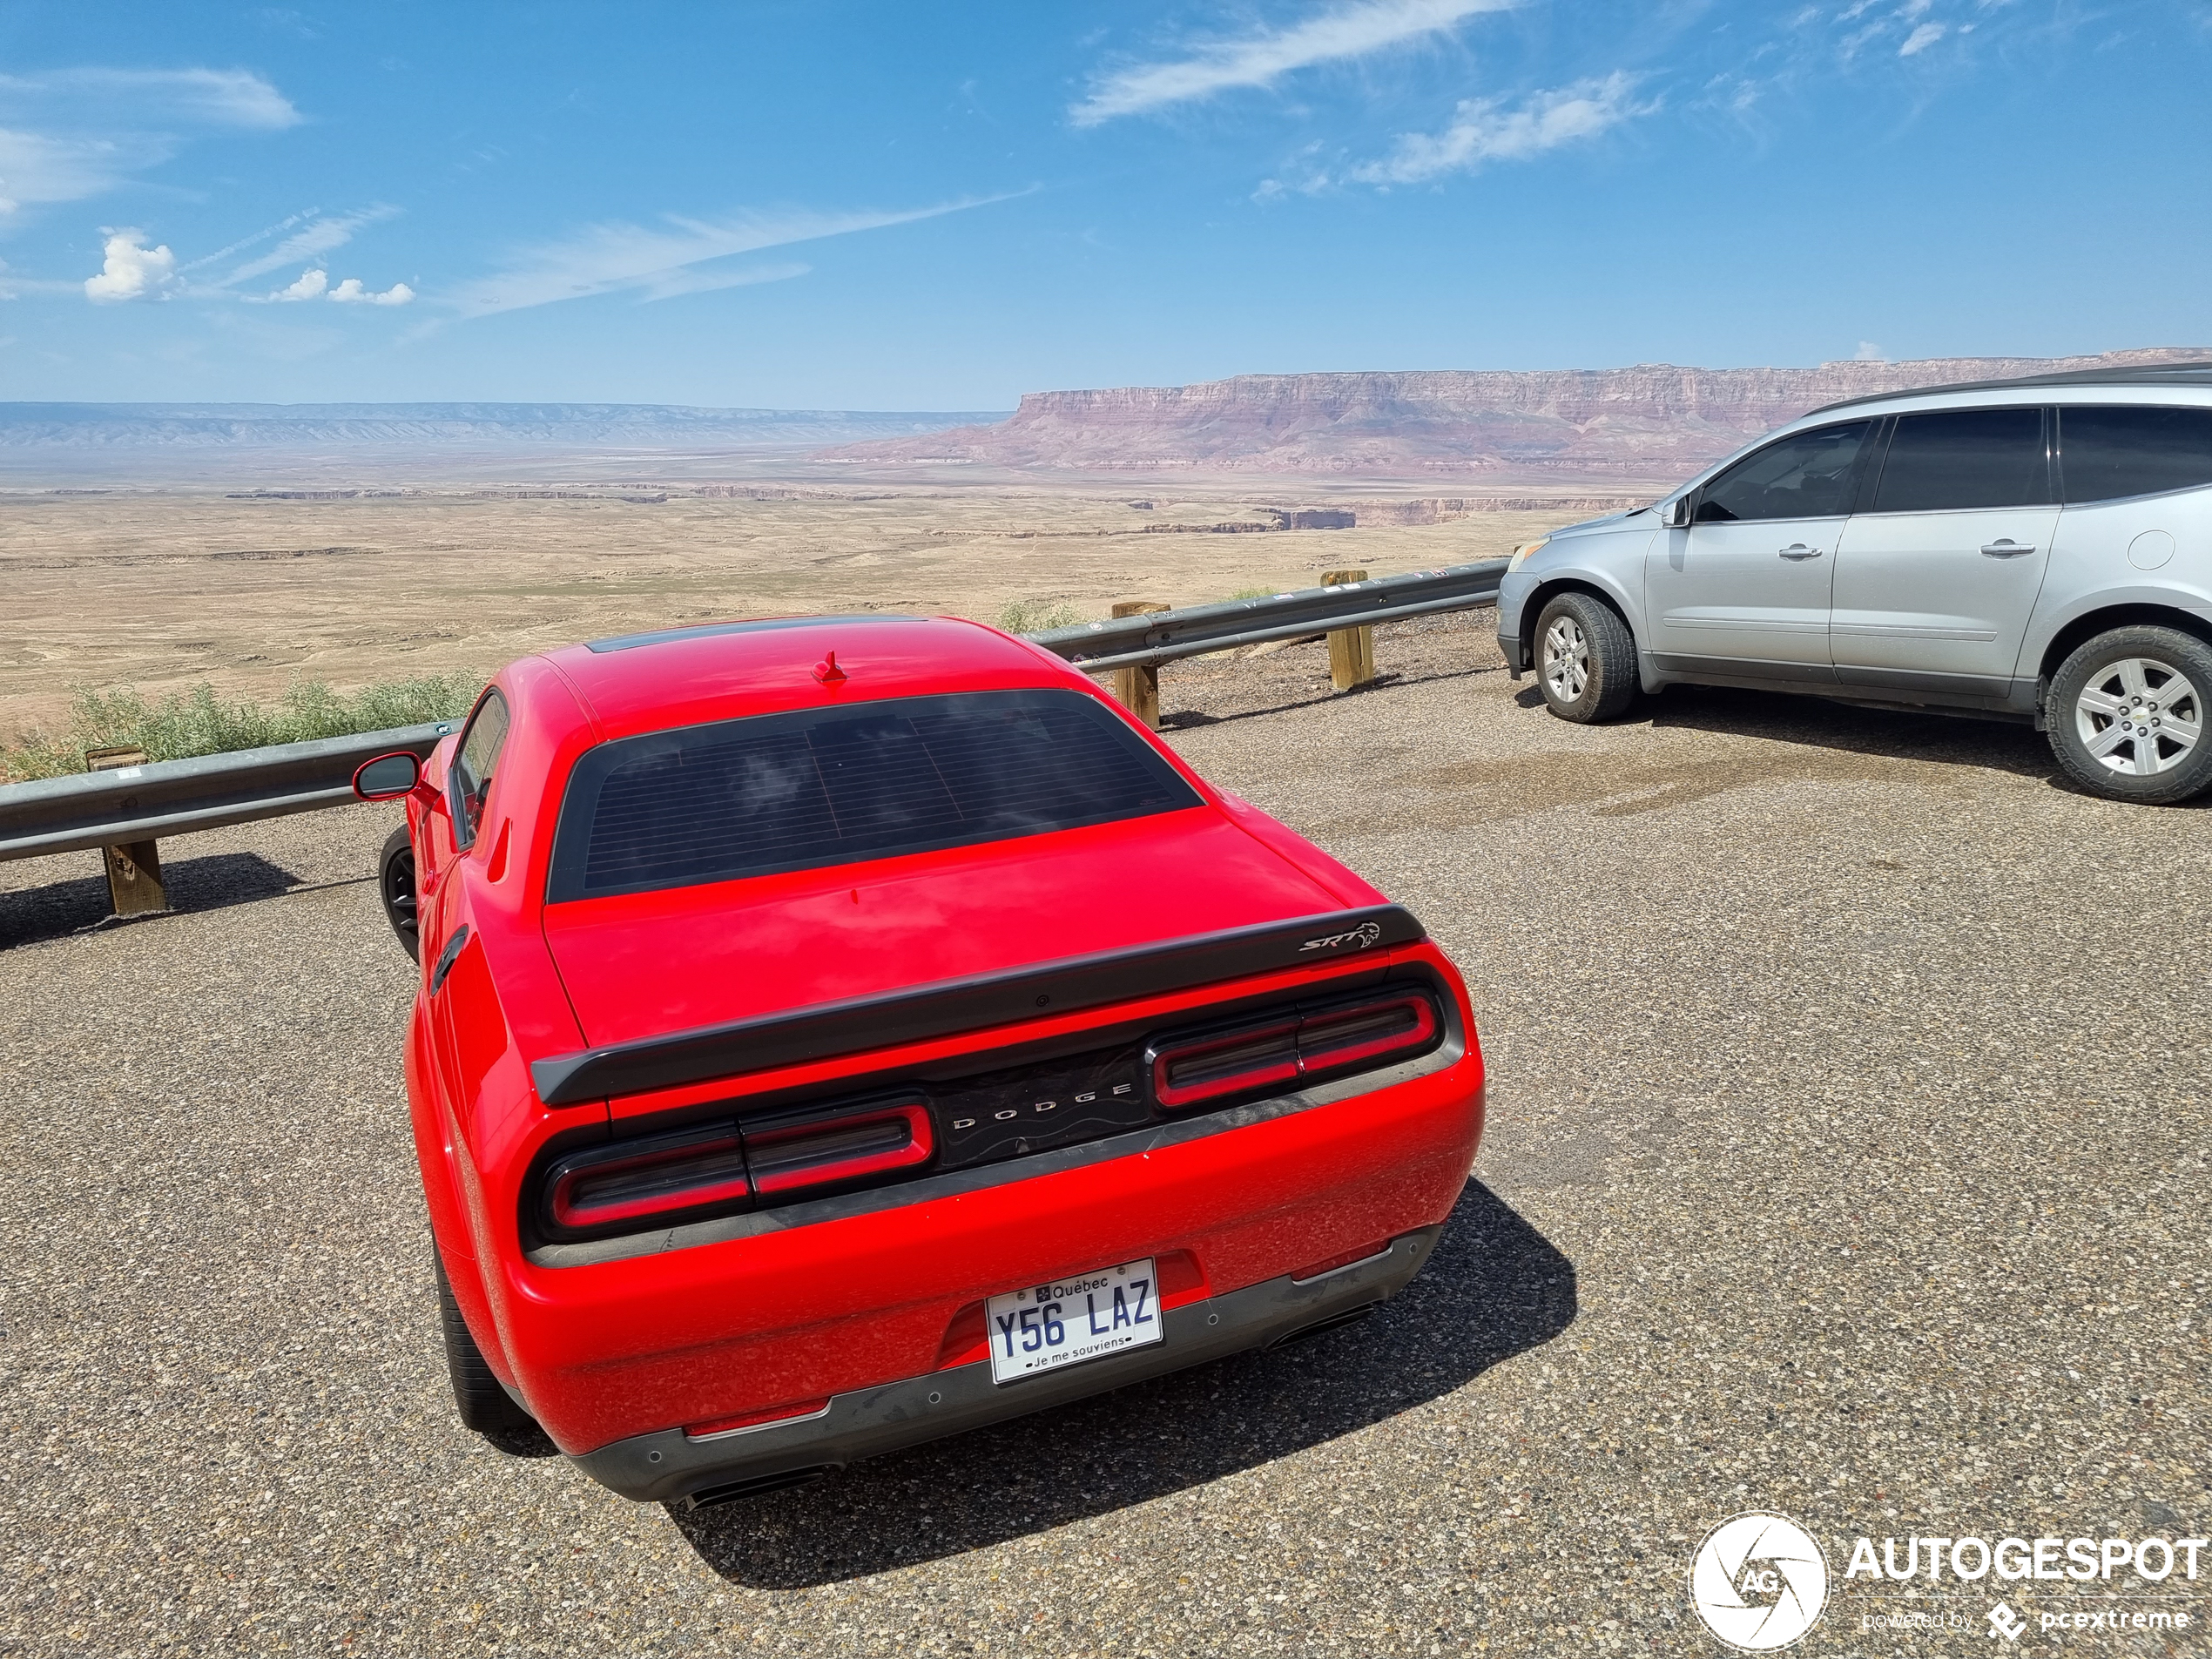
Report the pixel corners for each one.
[1298,921,1384,953]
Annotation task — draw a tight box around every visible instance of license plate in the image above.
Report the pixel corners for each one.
[986,1257,1162,1384]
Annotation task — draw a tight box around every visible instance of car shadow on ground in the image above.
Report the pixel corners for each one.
[0,851,318,949]
[667,1179,1574,1588]
[1515,680,2140,792]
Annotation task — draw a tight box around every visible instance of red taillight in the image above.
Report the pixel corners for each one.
[1146,989,1443,1112]
[744,1100,934,1196]
[545,1122,750,1235]
[1150,1019,1300,1109]
[1296,993,1440,1076]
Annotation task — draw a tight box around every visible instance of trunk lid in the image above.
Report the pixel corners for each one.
[541,810,1345,1052]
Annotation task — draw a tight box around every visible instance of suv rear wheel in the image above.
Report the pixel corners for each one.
[2047,624,2212,804]
[1533,592,1638,724]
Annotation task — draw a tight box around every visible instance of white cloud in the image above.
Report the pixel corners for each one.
[1899,22,1946,54]
[259,266,414,306]
[635,260,811,302]
[267,267,327,300]
[84,229,180,303]
[447,196,1015,319]
[1854,341,1887,361]
[0,68,300,129]
[327,276,413,306]
[0,67,299,218]
[224,206,398,284]
[1345,72,1656,185]
[0,128,171,213]
[1072,0,1517,126]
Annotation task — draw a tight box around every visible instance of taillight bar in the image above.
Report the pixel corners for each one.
[745,1101,934,1195]
[536,1095,934,1242]
[1146,988,1441,1112]
[545,1123,751,1235]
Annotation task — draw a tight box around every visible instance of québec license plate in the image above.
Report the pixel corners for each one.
[986,1257,1162,1384]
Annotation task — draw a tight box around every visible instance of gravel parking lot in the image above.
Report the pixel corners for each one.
[3,613,2205,1656]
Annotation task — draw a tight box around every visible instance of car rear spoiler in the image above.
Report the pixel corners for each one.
[529,904,1427,1108]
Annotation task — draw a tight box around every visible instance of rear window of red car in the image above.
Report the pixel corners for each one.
[546,689,1204,900]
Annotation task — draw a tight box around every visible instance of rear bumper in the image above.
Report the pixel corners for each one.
[573,1223,1442,1505]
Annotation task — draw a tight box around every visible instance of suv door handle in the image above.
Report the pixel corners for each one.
[1981,540,2035,558]
[1778,543,1823,560]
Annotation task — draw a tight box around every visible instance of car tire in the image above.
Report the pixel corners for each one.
[435,1251,538,1437]
[2046,625,2212,805]
[380,824,420,961]
[1533,592,1638,723]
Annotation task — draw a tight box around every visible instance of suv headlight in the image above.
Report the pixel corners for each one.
[1506,536,1548,574]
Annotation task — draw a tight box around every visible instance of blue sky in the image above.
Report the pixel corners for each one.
[0,1,2206,407]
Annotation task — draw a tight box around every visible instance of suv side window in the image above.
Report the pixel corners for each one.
[1694,421,1873,523]
[449,690,511,850]
[1871,408,2052,513]
[2059,406,2212,503]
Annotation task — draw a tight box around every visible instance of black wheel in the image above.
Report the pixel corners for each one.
[2047,625,2212,804]
[1533,592,1638,723]
[435,1251,538,1437]
[380,824,420,961]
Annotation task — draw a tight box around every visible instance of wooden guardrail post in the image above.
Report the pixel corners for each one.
[84,745,167,918]
[1110,600,1171,728]
[1320,570,1376,691]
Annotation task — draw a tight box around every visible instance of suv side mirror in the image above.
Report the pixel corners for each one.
[353,752,422,801]
[1660,496,1693,529]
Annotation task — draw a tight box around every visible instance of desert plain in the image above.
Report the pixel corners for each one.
[0,481,1575,739]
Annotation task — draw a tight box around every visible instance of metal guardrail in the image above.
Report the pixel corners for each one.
[0,558,1509,872]
[1028,558,1507,671]
[0,721,455,864]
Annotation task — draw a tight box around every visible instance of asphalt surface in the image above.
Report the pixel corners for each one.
[3,613,2205,1656]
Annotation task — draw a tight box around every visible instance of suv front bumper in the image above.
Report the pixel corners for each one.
[572,1223,1443,1506]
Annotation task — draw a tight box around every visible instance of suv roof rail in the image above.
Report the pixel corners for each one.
[1807,360,2212,417]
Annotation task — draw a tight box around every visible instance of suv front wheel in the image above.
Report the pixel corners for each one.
[2047,625,2212,804]
[1532,592,1638,724]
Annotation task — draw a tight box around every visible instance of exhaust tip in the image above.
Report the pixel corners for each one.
[1267,1302,1378,1350]
[679,1463,838,1511]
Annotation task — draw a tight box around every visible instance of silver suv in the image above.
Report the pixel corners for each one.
[1495,362,2212,802]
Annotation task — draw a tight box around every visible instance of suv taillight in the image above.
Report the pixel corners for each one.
[1147,989,1441,1111]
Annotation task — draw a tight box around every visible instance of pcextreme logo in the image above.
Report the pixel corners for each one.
[1689,1513,1831,1651]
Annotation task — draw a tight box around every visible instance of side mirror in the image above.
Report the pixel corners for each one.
[353,752,422,801]
[1660,496,1693,529]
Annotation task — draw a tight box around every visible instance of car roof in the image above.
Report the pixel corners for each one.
[535,612,1079,739]
[1807,360,2212,417]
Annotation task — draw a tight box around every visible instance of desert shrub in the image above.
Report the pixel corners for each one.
[995,599,1087,635]
[1,671,483,784]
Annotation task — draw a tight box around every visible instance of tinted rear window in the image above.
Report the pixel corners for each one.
[1871,408,2052,513]
[548,689,1204,901]
[2060,406,2212,502]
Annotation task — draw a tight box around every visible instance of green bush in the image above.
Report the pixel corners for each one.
[996,599,1087,635]
[1,671,483,784]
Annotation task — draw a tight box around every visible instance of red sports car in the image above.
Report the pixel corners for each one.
[353,614,1486,1508]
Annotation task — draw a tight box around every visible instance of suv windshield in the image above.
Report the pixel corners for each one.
[547,688,1204,901]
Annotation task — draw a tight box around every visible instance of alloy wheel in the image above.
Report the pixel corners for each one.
[1542,616,1590,704]
[2073,657,2203,777]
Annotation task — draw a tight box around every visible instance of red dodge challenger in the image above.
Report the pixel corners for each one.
[353,613,1486,1508]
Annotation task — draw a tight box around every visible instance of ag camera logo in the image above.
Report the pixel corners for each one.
[1689,1512,1830,1651]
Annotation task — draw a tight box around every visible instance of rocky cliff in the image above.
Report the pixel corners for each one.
[822,349,2211,484]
